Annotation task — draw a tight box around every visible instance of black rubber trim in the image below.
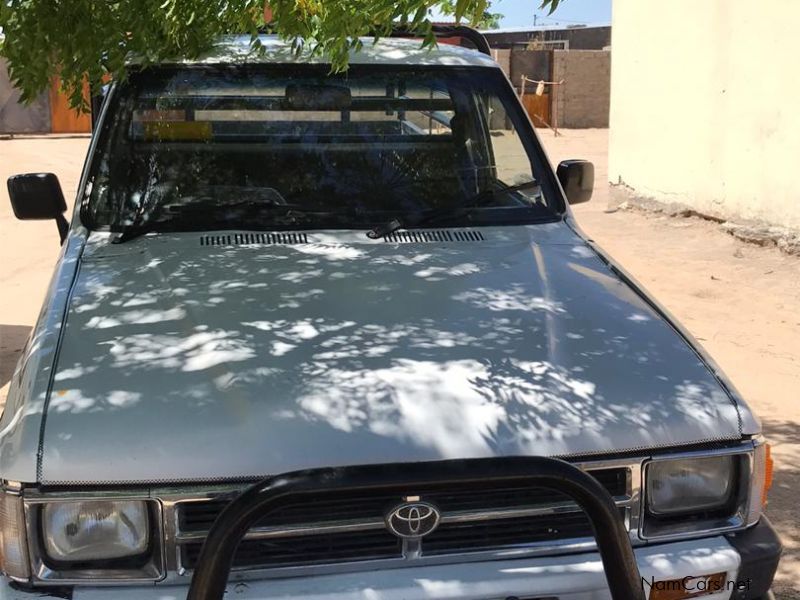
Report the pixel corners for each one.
[35,243,85,483]
[8,581,73,599]
[725,516,782,599]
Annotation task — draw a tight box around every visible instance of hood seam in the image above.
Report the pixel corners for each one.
[571,233,745,437]
[36,245,86,483]
[38,434,746,486]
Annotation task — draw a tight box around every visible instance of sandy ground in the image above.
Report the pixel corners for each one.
[1,131,798,596]
[545,129,800,598]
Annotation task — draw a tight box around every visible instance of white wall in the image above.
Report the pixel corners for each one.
[609,0,800,229]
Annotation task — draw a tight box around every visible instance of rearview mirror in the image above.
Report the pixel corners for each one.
[557,159,594,205]
[7,173,69,244]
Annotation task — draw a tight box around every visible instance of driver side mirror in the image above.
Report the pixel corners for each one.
[7,173,69,244]
[557,159,594,205]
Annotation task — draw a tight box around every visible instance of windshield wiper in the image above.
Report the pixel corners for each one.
[111,201,348,244]
[111,219,176,244]
[367,180,542,239]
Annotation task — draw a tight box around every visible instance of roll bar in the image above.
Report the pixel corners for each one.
[391,24,492,56]
[186,457,645,600]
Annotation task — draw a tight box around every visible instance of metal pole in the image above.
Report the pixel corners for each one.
[553,81,559,136]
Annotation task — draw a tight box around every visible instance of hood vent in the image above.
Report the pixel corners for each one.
[384,230,484,243]
[200,232,309,247]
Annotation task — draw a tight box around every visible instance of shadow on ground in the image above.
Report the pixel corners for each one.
[0,324,31,388]
[761,418,800,599]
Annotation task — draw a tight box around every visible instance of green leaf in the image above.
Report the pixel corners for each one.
[540,0,560,15]
[472,0,488,25]
[454,0,470,22]
[0,0,514,109]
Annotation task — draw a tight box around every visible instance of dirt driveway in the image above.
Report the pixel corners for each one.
[548,129,800,598]
[1,131,798,597]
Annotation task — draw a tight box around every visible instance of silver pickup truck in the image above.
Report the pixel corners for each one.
[1,31,780,600]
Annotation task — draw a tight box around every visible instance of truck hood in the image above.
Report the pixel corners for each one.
[42,226,746,484]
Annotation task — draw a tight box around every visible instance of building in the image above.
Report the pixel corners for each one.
[480,25,612,129]
[480,24,611,51]
[609,0,800,231]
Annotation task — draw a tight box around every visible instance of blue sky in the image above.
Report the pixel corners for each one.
[491,0,611,27]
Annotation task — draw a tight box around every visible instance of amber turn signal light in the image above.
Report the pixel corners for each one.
[763,443,774,507]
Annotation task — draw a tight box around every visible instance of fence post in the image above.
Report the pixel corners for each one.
[552,81,559,136]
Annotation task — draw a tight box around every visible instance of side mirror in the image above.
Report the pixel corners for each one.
[557,159,594,205]
[7,173,69,244]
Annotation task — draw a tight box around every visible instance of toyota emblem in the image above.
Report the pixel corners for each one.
[385,501,441,538]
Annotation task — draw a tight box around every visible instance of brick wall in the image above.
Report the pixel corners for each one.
[552,50,610,128]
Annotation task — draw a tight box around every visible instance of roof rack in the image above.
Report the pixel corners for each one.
[390,24,492,57]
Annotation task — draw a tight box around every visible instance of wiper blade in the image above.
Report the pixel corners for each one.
[111,220,172,244]
[368,180,541,239]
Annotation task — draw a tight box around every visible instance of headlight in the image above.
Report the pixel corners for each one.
[646,455,735,515]
[42,500,150,563]
[642,452,756,539]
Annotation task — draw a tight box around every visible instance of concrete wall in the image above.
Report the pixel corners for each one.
[609,0,800,229]
[552,50,610,128]
[0,59,50,134]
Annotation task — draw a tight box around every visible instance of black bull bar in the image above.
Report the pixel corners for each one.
[187,457,646,600]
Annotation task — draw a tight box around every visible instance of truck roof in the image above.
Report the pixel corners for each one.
[161,34,499,68]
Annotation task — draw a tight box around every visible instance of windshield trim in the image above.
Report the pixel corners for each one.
[109,212,563,234]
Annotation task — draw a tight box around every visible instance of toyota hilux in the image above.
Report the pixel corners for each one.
[1,31,781,599]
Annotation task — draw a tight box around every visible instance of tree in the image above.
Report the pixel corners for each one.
[437,2,504,30]
[0,0,561,110]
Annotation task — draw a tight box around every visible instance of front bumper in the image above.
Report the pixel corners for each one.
[2,518,781,600]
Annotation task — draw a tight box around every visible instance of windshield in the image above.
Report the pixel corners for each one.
[83,65,559,232]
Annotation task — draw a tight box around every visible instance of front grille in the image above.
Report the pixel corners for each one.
[423,508,629,555]
[180,469,625,532]
[181,529,402,569]
[175,467,629,572]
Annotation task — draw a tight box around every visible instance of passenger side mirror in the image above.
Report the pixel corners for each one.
[7,173,69,244]
[557,159,594,205]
